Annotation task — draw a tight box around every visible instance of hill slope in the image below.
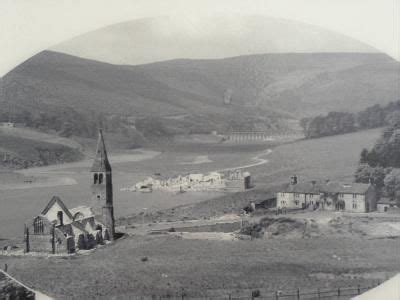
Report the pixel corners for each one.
[0,127,83,169]
[0,51,399,141]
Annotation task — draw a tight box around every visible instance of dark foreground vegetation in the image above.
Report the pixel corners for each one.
[354,119,400,205]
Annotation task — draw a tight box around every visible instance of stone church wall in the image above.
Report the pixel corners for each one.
[28,234,54,253]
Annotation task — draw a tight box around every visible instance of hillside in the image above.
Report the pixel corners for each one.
[135,53,400,117]
[0,127,83,169]
[0,51,398,142]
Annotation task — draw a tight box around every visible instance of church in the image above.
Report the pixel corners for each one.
[24,130,116,254]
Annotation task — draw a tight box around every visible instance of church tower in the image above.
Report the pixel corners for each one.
[91,130,115,239]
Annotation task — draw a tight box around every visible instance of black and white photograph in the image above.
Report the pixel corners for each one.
[0,0,399,299]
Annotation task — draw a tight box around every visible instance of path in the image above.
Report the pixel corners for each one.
[217,149,272,172]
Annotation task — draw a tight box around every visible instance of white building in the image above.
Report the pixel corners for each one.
[276,178,377,212]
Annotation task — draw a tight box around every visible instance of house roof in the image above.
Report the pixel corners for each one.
[280,182,324,194]
[325,182,372,194]
[91,129,111,172]
[41,196,73,220]
[280,181,372,195]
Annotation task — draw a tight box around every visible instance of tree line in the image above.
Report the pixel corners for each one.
[355,118,400,204]
[301,100,400,139]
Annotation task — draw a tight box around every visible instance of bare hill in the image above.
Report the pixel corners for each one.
[1,51,398,141]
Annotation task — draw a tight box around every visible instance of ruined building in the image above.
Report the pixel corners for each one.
[24,130,115,254]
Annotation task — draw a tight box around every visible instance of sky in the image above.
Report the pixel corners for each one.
[50,16,378,66]
[0,0,399,76]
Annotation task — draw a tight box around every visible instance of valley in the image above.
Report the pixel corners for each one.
[0,8,399,299]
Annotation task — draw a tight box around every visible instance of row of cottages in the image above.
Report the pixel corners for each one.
[24,130,116,254]
[277,176,377,212]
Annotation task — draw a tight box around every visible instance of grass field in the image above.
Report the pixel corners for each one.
[251,128,382,185]
[2,232,399,299]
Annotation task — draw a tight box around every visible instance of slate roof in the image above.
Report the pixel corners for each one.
[41,196,73,220]
[280,182,323,194]
[91,129,111,172]
[325,182,372,194]
[280,181,373,195]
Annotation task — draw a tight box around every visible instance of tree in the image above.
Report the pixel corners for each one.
[355,164,386,190]
[383,168,400,201]
[359,148,369,164]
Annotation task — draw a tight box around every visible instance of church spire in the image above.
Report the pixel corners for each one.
[91,129,111,172]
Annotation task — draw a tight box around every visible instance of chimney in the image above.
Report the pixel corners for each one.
[290,175,298,185]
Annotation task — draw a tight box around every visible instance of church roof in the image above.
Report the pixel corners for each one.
[91,130,111,172]
[41,196,73,220]
[70,206,95,220]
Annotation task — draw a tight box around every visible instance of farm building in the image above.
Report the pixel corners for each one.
[24,130,115,254]
[276,176,377,212]
[377,198,398,212]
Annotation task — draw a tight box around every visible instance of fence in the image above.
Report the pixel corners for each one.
[126,282,381,300]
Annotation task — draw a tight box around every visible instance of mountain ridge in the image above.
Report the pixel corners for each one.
[0,50,399,143]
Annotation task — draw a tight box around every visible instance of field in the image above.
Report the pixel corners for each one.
[2,226,400,299]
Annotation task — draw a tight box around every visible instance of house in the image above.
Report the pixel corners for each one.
[24,130,115,254]
[324,182,377,212]
[377,198,398,212]
[276,180,322,210]
[276,176,377,212]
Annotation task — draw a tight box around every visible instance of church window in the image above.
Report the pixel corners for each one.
[99,173,103,184]
[33,217,44,234]
[94,173,98,184]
